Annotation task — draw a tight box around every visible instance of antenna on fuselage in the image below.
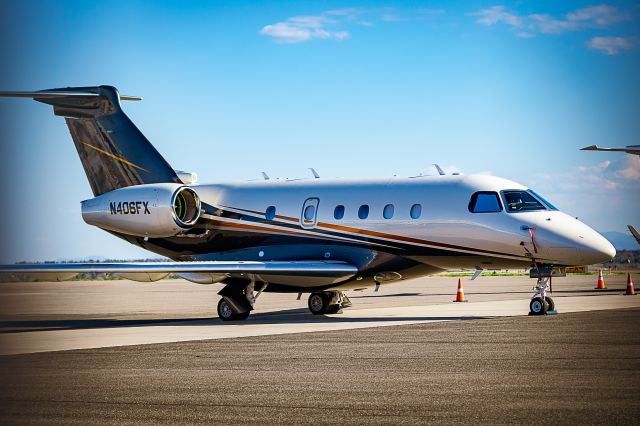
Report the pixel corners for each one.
[433,164,445,176]
[261,172,270,180]
[309,168,320,179]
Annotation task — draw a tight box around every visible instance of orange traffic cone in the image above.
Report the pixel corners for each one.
[595,269,606,289]
[453,278,467,302]
[624,273,636,296]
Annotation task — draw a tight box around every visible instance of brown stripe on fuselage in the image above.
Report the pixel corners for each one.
[217,205,529,260]
[315,222,521,258]
[206,219,309,237]
[221,205,300,223]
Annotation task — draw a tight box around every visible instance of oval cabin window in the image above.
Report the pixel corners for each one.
[383,204,394,219]
[358,205,369,219]
[265,206,276,220]
[410,204,422,219]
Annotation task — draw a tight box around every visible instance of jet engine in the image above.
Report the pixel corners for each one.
[81,183,201,237]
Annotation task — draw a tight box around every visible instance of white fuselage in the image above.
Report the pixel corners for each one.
[188,173,614,272]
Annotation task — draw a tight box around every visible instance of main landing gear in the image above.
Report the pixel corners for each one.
[217,298,250,321]
[308,291,352,315]
[217,280,267,321]
[529,276,555,316]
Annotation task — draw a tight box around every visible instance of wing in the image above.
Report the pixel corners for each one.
[0,260,357,286]
[581,145,640,155]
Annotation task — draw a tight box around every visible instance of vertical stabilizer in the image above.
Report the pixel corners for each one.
[0,86,180,195]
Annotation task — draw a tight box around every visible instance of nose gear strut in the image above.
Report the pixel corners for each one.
[521,231,557,316]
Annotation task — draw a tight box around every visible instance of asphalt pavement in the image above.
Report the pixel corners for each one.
[1,307,639,425]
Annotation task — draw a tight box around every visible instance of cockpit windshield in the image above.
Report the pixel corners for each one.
[527,189,558,210]
[502,190,547,212]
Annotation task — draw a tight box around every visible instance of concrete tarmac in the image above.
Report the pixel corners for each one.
[0,274,636,355]
[0,274,638,424]
[0,308,638,425]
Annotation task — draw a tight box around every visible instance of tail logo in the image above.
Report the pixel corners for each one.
[82,142,150,173]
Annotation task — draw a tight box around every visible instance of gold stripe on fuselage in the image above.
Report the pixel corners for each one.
[221,205,531,260]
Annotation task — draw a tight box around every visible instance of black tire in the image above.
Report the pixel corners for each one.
[217,298,250,321]
[308,292,329,315]
[545,296,555,312]
[218,298,235,321]
[529,297,547,315]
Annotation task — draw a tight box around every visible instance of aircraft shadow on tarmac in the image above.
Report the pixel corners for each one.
[552,288,624,294]
[0,308,491,333]
[354,292,423,298]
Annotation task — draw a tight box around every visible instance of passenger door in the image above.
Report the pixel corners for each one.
[300,198,319,229]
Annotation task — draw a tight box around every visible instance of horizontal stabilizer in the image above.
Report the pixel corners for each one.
[0,90,141,101]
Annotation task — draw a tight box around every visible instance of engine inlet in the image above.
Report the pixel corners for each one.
[172,187,201,227]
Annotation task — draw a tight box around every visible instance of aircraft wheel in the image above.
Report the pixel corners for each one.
[529,297,548,316]
[308,292,330,315]
[545,296,555,312]
[217,298,250,321]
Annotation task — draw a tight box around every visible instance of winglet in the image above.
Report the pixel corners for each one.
[580,145,599,151]
[628,225,640,247]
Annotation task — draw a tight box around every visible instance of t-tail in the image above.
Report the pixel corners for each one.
[0,86,180,195]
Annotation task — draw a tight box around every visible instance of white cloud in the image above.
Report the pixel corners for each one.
[618,155,640,179]
[260,7,446,44]
[471,4,634,43]
[259,15,349,44]
[528,157,640,232]
[587,36,636,54]
[530,157,639,194]
[566,5,631,26]
[528,13,580,34]
[472,6,523,28]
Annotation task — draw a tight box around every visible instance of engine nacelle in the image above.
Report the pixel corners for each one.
[81,183,201,237]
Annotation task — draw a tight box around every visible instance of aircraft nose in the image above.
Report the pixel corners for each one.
[580,231,616,265]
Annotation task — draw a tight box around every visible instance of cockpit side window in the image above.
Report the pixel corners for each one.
[468,192,503,213]
[502,190,546,212]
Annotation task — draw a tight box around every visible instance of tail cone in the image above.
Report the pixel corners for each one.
[453,278,467,302]
[624,273,636,296]
[595,269,606,290]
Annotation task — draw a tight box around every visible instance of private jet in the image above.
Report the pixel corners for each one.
[581,145,640,155]
[0,86,616,320]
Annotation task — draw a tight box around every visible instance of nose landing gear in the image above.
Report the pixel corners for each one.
[529,275,556,316]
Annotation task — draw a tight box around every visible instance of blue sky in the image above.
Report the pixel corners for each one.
[0,0,638,261]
